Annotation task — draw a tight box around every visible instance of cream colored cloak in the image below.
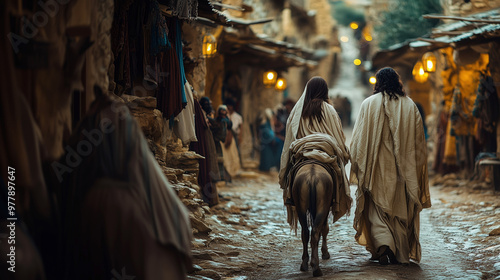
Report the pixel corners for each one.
[350,92,431,263]
[279,89,351,223]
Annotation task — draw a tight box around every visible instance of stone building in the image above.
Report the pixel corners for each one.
[368,0,500,183]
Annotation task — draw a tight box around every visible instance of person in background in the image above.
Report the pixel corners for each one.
[224,98,243,156]
[350,67,431,265]
[258,108,284,172]
[211,105,232,182]
[275,98,296,142]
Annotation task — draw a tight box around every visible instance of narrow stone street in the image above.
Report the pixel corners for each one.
[189,169,500,280]
[189,126,500,280]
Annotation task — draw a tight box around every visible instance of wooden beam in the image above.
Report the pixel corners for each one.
[212,3,244,11]
[423,14,500,24]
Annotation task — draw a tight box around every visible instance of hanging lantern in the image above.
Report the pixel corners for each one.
[422,52,437,73]
[412,61,429,83]
[369,76,376,85]
[275,77,287,91]
[263,70,277,87]
[202,34,217,58]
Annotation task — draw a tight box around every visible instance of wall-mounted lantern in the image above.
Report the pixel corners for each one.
[203,34,217,58]
[263,70,277,87]
[412,61,428,83]
[369,76,376,85]
[275,77,287,91]
[422,52,437,73]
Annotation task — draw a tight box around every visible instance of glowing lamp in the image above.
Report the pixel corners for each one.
[263,70,277,87]
[412,61,428,83]
[275,78,287,91]
[365,35,373,41]
[422,52,437,73]
[353,59,361,66]
[203,34,217,57]
[350,22,359,30]
[369,76,376,84]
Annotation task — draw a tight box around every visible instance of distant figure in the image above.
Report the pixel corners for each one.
[258,108,284,171]
[275,98,296,142]
[211,105,232,182]
[350,67,431,265]
[191,96,220,206]
[415,102,428,140]
[224,98,243,148]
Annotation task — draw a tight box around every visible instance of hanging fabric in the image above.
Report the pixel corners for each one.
[174,81,197,145]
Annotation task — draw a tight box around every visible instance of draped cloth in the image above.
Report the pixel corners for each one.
[62,95,192,278]
[350,92,431,264]
[175,81,197,146]
[279,87,351,224]
[189,99,220,206]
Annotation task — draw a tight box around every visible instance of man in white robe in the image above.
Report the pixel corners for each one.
[350,67,431,265]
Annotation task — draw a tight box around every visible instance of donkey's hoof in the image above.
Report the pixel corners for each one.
[300,263,308,271]
[322,252,330,260]
[313,268,323,277]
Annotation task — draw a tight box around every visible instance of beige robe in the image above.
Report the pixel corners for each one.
[279,89,351,223]
[350,92,431,263]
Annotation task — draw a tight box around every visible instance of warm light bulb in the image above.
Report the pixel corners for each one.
[365,35,372,41]
[419,67,425,75]
[267,72,274,80]
[350,22,359,30]
[369,76,376,84]
[354,59,361,66]
[277,80,283,87]
[207,44,212,52]
[426,61,434,71]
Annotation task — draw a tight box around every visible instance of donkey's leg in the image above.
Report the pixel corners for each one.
[298,213,310,271]
[321,221,330,260]
[310,221,324,277]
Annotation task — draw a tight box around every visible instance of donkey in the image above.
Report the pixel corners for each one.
[291,163,334,277]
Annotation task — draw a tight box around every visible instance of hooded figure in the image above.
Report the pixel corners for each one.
[350,67,431,265]
[279,77,351,225]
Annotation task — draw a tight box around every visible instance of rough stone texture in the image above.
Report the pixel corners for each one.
[489,227,500,236]
[86,0,114,107]
[122,95,213,235]
[442,0,500,17]
[182,21,207,97]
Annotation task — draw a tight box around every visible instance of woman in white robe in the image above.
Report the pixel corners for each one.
[279,77,351,225]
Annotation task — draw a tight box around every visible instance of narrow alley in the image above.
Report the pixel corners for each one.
[188,133,500,280]
[2,1,500,280]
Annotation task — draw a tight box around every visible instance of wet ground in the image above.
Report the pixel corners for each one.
[187,26,500,280]
[188,169,500,280]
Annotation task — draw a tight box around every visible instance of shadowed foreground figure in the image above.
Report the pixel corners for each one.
[279,77,351,277]
[59,89,193,279]
[350,67,431,265]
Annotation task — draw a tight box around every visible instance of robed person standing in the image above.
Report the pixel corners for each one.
[350,67,431,265]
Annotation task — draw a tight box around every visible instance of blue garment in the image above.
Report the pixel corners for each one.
[259,121,284,171]
[174,19,187,104]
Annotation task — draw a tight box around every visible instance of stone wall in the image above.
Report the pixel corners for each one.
[121,94,212,234]
[441,0,500,17]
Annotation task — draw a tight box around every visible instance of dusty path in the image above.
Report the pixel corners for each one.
[188,170,500,280]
